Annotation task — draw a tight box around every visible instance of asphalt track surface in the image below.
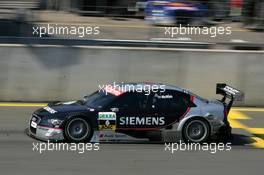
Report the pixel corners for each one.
[0,103,263,175]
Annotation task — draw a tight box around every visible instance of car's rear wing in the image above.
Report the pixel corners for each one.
[216,83,244,115]
[216,83,244,101]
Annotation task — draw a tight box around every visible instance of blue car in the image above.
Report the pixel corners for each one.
[145,0,208,25]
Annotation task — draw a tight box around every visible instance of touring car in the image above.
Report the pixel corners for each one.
[27,83,243,143]
[145,0,208,25]
[145,0,231,25]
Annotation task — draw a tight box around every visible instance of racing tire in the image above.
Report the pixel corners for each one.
[182,119,210,143]
[64,117,93,143]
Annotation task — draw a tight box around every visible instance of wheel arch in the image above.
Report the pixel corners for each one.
[177,116,212,134]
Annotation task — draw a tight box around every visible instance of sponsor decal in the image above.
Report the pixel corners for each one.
[119,117,165,126]
[223,86,239,95]
[97,131,149,142]
[43,106,57,114]
[154,94,173,99]
[99,132,129,140]
[98,112,116,120]
[98,112,117,130]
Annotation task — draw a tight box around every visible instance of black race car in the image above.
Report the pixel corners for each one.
[27,82,243,143]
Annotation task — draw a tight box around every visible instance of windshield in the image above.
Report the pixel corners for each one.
[83,91,117,109]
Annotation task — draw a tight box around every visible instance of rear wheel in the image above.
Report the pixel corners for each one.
[64,117,93,143]
[183,119,210,143]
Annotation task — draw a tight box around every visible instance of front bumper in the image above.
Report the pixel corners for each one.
[28,125,64,142]
[28,113,64,142]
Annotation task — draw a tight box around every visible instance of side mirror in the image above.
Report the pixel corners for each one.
[110,107,119,112]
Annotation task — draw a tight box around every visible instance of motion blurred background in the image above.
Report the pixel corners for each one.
[1,0,264,38]
[0,0,264,105]
[0,2,264,175]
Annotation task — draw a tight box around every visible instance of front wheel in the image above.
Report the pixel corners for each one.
[64,117,93,143]
[182,119,210,143]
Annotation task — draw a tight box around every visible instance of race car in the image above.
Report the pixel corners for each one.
[27,82,243,143]
[145,0,208,25]
[145,0,231,25]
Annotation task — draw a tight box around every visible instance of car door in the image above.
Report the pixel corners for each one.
[150,89,194,128]
[107,91,154,130]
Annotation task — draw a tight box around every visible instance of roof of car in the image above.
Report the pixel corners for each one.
[110,82,187,93]
[99,82,205,100]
